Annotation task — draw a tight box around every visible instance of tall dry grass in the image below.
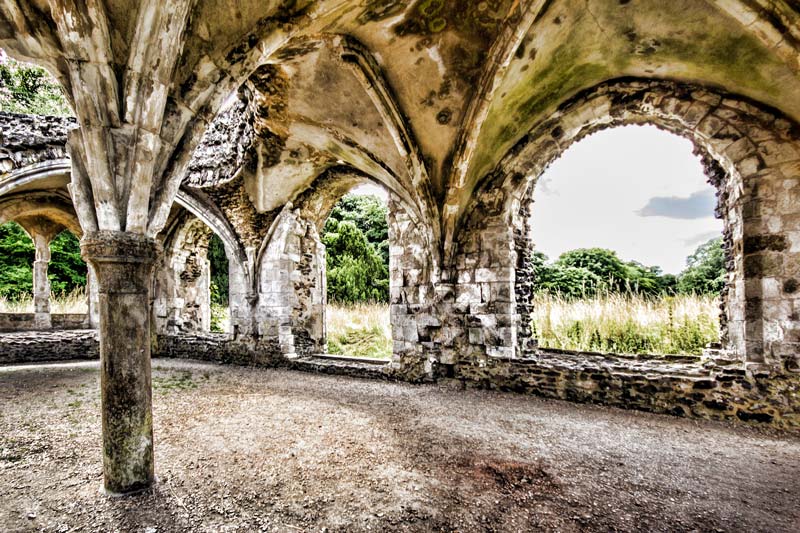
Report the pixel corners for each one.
[531,292,720,355]
[0,288,88,314]
[326,301,391,359]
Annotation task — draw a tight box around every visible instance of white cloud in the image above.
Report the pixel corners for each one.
[530,125,722,274]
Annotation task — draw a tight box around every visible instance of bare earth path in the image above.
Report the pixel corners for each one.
[0,359,798,532]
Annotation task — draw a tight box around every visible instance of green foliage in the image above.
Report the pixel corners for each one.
[677,237,726,295]
[325,194,390,265]
[0,222,34,299]
[532,240,722,298]
[327,325,391,359]
[555,248,629,291]
[0,223,86,300]
[532,292,720,355]
[210,302,229,333]
[535,264,602,299]
[48,231,86,295]
[0,54,71,116]
[322,195,390,304]
[323,220,389,303]
[327,302,392,359]
[208,234,229,305]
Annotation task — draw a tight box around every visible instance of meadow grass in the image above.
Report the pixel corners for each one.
[531,292,720,356]
[326,301,392,359]
[1,290,719,357]
[0,288,88,314]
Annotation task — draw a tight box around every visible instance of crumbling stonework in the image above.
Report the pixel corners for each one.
[0,112,74,174]
[154,214,214,334]
[3,0,800,492]
[3,78,800,433]
[0,330,97,364]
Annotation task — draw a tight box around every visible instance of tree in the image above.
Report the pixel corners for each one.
[48,230,87,294]
[555,248,629,292]
[324,194,389,266]
[624,261,677,296]
[0,222,34,299]
[323,219,389,304]
[677,237,725,295]
[532,248,683,298]
[536,264,603,299]
[0,52,71,116]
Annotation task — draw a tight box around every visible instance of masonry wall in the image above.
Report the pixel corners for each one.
[0,313,90,332]
[153,215,213,334]
[256,209,325,357]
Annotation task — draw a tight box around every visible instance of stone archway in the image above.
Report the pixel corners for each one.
[254,169,437,365]
[455,78,800,369]
[154,214,215,334]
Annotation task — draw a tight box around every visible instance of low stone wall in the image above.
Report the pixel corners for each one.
[456,349,800,429]
[1,331,797,430]
[154,333,282,366]
[0,330,98,364]
[0,313,90,332]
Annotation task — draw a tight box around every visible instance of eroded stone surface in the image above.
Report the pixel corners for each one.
[1,5,800,495]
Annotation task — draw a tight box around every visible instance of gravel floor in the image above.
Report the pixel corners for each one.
[0,359,798,532]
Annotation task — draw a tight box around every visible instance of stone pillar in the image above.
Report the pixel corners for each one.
[32,233,52,329]
[81,231,161,495]
[86,265,100,328]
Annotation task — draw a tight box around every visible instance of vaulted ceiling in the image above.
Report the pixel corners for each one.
[2,0,799,241]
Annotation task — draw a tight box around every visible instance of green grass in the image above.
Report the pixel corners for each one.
[153,371,198,393]
[531,292,720,356]
[327,302,391,360]
[0,287,87,314]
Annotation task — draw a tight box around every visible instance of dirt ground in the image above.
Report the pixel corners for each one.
[0,359,798,533]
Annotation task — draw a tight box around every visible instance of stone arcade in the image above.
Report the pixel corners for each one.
[1,0,800,495]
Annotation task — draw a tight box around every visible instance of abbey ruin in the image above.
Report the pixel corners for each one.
[1,0,800,516]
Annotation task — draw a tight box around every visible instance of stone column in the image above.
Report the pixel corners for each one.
[32,233,52,329]
[86,265,100,329]
[81,231,161,495]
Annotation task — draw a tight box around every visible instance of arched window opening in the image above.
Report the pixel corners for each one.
[208,233,230,333]
[322,186,392,360]
[0,49,72,116]
[155,213,233,335]
[526,125,724,357]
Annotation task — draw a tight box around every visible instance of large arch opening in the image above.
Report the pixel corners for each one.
[322,186,392,360]
[153,209,235,336]
[0,221,90,329]
[0,221,35,311]
[255,169,435,364]
[526,124,725,356]
[454,79,800,369]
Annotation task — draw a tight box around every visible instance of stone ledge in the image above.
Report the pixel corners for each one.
[289,356,395,381]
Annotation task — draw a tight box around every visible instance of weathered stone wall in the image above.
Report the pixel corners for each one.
[0,313,90,332]
[386,194,440,378]
[154,334,280,367]
[153,214,213,334]
[457,349,800,430]
[256,209,325,357]
[0,330,98,364]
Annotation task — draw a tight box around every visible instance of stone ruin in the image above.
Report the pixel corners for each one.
[1,0,799,494]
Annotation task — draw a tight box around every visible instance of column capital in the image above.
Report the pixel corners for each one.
[81,231,162,265]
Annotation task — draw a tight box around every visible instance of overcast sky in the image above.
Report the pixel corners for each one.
[531,125,721,274]
[352,125,719,275]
